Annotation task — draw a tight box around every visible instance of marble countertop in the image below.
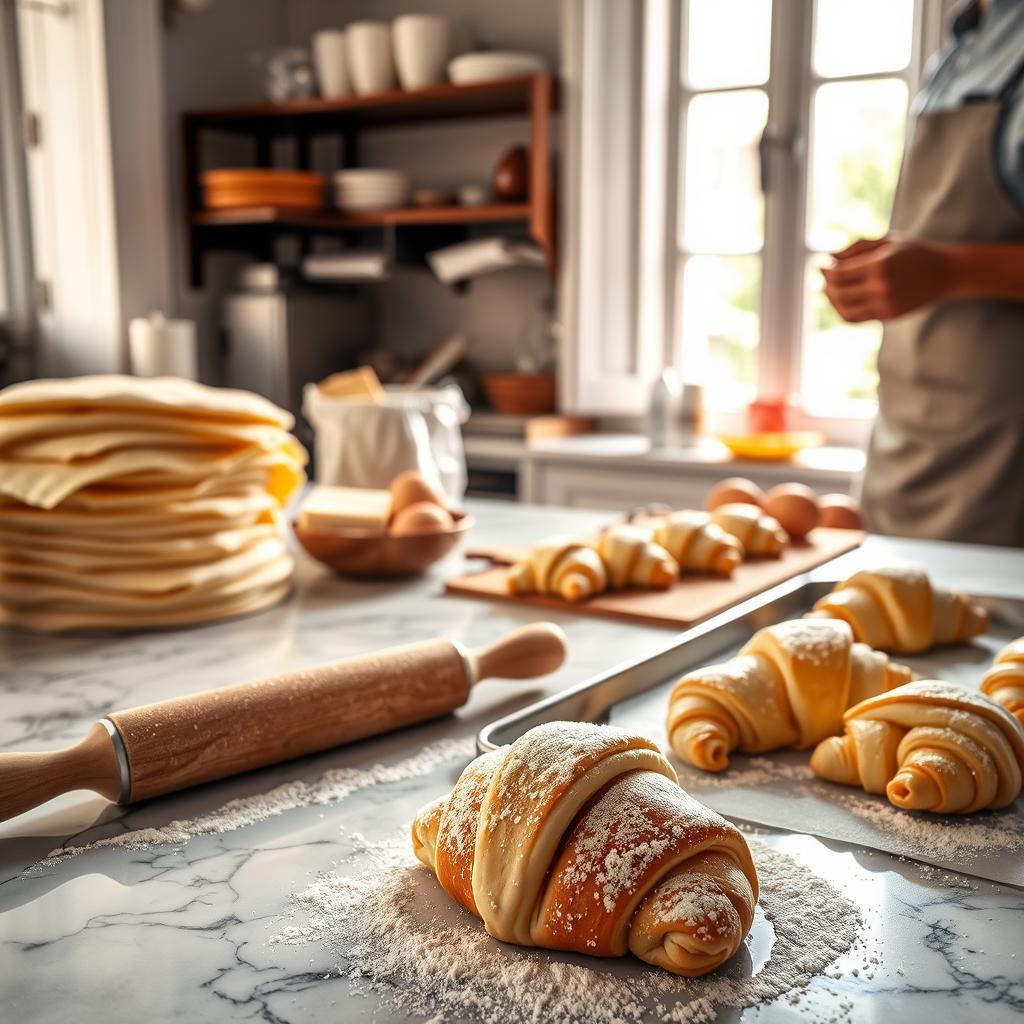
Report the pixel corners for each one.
[1,499,1022,1023]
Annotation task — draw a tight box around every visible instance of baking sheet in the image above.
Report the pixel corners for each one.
[481,582,1024,888]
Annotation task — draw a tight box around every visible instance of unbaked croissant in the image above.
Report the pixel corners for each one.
[411,721,758,977]
[642,510,743,576]
[667,618,912,772]
[810,680,1024,813]
[709,503,787,558]
[980,637,1024,725]
[507,536,608,602]
[808,566,988,654]
[597,524,679,590]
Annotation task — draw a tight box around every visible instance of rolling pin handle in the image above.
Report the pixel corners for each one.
[466,622,568,685]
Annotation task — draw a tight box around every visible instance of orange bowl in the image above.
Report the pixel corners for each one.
[481,373,557,415]
[293,510,473,578]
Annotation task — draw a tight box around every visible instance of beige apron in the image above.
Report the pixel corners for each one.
[861,68,1024,547]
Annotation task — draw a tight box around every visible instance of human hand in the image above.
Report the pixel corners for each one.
[820,237,956,322]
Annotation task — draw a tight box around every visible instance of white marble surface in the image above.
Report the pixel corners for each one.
[1,499,1022,1022]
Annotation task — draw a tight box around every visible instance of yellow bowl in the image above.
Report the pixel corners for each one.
[717,431,825,461]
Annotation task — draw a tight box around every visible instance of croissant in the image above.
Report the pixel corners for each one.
[597,524,679,590]
[507,536,608,602]
[980,637,1024,725]
[667,618,912,772]
[808,566,989,654]
[709,503,787,558]
[810,680,1024,813]
[411,721,758,976]
[642,510,743,576]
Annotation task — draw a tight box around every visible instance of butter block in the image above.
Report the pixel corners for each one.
[318,366,384,403]
[297,484,392,533]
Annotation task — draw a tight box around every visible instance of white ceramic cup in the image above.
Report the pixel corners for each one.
[345,21,396,95]
[392,14,450,91]
[129,313,198,380]
[313,30,350,98]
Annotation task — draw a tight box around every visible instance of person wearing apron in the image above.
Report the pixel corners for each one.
[822,0,1024,547]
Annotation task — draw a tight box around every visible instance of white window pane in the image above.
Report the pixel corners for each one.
[802,257,880,413]
[807,79,908,252]
[685,0,772,89]
[681,89,768,254]
[679,255,761,408]
[814,0,914,78]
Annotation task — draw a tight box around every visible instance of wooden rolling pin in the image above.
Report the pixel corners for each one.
[0,622,567,823]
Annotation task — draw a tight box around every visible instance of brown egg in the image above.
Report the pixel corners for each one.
[763,483,821,540]
[706,477,765,511]
[389,501,455,537]
[819,493,865,530]
[389,471,447,515]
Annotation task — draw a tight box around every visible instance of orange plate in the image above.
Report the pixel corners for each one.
[717,431,825,461]
[201,168,327,189]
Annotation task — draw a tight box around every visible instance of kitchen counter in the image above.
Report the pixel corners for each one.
[1,498,1022,1023]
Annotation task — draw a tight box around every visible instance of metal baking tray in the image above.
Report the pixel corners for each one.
[477,569,1024,886]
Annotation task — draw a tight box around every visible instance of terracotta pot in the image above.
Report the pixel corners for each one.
[481,373,556,415]
[491,145,529,201]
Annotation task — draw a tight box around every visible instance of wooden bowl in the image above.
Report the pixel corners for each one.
[482,373,557,415]
[293,510,473,578]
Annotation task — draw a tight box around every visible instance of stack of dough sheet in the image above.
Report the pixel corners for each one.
[0,375,307,631]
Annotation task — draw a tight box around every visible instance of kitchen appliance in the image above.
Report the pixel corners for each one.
[0,623,568,823]
[222,288,368,441]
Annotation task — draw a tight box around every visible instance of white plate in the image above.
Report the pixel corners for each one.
[447,51,545,85]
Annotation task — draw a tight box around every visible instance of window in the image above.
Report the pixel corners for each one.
[670,0,933,432]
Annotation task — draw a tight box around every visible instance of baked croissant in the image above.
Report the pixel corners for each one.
[643,510,743,576]
[808,566,989,654]
[980,637,1024,725]
[507,536,608,602]
[597,524,679,590]
[411,722,758,976]
[709,503,787,558]
[810,680,1024,813]
[667,618,912,772]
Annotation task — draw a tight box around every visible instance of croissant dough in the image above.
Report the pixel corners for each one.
[667,618,912,772]
[412,722,758,976]
[980,637,1024,725]
[507,536,608,601]
[808,565,988,654]
[642,510,743,576]
[709,504,788,558]
[597,525,679,589]
[810,680,1024,813]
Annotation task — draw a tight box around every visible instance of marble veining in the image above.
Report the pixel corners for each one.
[1,500,1022,1022]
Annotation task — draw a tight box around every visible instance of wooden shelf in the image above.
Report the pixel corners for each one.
[183,74,556,286]
[193,203,532,230]
[185,76,544,133]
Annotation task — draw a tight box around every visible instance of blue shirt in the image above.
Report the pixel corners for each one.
[915,0,1024,212]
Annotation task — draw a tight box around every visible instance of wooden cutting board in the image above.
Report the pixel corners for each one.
[445,528,863,628]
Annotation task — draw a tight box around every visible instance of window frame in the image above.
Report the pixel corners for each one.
[663,0,945,444]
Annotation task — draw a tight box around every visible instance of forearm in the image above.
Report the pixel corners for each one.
[942,242,1024,302]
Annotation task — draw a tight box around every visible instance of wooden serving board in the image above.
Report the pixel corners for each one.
[445,528,863,628]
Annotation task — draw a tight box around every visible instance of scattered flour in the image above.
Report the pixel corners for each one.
[40,736,475,865]
[269,830,864,1024]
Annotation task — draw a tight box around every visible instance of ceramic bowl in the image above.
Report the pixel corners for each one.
[447,51,546,85]
[482,373,557,415]
[293,510,473,578]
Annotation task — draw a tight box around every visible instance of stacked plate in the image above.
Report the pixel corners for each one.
[202,168,326,211]
[333,169,411,212]
[0,376,307,632]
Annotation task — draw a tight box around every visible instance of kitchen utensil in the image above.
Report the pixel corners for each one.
[0,621,566,823]
[129,312,199,380]
[482,372,556,415]
[448,51,546,85]
[476,579,1024,888]
[492,145,528,201]
[313,29,351,98]
[392,14,450,90]
[404,333,470,388]
[345,20,396,95]
[717,431,825,461]
[295,509,473,577]
[446,529,863,629]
